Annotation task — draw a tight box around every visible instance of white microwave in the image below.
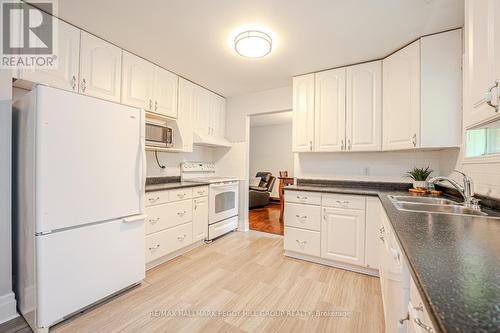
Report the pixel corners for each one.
[145,119,173,148]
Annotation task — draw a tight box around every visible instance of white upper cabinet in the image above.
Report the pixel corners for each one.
[383,30,461,150]
[193,86,211,136]
[79,32,122,102]
[321,207,366,266]
[153,65,178,118]
[293,74,315,152]
[382,40,421,151]
[346,61,382,151]
[314,68,346,152]
[464,0,500,127]
[19,19,80,92]
[177,78,195,152]
[121,51,154,110]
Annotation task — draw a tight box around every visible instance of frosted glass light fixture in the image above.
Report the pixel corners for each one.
[234,30,272,58]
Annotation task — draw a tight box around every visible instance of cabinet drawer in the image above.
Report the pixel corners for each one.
[192,186,209,198]
[145,204,169,235]
[409,278,437,333]
[169,188,193,202]
[284,227,320,257]
[145,191,169,206]
[322,193,366,210]
[145,222,193,263]
[284,203,321,231]
[285,191,321,205]
[167,199,193,228]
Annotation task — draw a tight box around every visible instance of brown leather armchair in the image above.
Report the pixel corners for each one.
[249,172,276,209]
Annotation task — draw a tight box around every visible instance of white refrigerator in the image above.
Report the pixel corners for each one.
[13,86,146,333]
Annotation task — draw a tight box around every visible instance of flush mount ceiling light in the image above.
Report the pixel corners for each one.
[234,30,272,58]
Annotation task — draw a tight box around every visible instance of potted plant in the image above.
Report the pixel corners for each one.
[404,167,433,189]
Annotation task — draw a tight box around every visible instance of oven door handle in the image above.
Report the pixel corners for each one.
[210,182,239,189]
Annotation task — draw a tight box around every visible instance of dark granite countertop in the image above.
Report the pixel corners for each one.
[285,180,500,333]
[145,176,209,193]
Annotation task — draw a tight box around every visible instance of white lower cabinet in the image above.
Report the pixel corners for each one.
[284,227,321,257]
[408,277,437,333]
[284,190,375,275]
[145,186,208,268]
[193,196,209,242]
[321,207,365,266]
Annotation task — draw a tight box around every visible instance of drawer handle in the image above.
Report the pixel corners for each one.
[295,239,307,247]
[413,303,424,312]
[149,217,160,224]
[295,214,307,221]
[414,317,434,333]
[177,234,187,241]
[379,236,385,243]
[336,200,350,205]
[177,193,186,198]
[197,190,204,195]
[379,226,385,234]
[177,210,187,216]
[296,196,308,200]
[148,196,160,202]
[148,244,160,251]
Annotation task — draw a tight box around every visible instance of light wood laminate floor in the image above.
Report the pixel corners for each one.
[51,231,384,333]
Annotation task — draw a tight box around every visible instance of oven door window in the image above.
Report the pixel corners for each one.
[215,191,236,213]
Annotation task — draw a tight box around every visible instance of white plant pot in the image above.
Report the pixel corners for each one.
[413,181,427,189]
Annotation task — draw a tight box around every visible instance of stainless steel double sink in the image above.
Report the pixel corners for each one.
[388,195,499,218]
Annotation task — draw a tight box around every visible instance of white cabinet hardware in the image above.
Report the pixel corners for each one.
[149,197,160,203]
[149,217,160,224]
[485,80,499,112]
[148,244,160,250]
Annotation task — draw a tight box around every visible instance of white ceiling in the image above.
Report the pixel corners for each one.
[51,0,463,97]
[250,111,293,128]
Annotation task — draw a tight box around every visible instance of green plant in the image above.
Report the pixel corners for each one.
[404,167,433,181]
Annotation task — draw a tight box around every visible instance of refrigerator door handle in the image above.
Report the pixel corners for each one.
[122,214,147,223]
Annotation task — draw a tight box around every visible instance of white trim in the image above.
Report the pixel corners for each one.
[0,292,18,325]
[146,239,205,270]
[462,153,500,164]
[284,250,379,277]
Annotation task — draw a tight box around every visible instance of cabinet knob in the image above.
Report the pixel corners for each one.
[81,78,86,92]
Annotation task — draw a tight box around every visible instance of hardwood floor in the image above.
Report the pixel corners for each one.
[49,231,384,333]
[0,316,31,333]
[249,203,284,235]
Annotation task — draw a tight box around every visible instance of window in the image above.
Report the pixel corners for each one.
[465,118,500,158]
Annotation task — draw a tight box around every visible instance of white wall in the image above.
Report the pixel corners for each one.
[226,86,292,142]
[0,70,18,323]
[295,149,455,183]
[250,123,294,198]
[146,146,214,178]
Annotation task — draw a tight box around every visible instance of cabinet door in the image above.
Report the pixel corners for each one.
[20,19,80,92]
[346,61,382,151]
[79,32,122,102]
[217,96,226,138]
[321,207,365,266]
[314,68,346,152]
[382,40,420,150]
[464,0,500,127]
[365,197,381,270]
[178,78,195,152]
[208,93,219,137]
[193,86,211,136]
[193,197,208,242]
[293,74,315,152]
[121,51,154,110]
[152,66,178,118]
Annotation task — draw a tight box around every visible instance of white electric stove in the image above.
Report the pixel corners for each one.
[181,162,239,241]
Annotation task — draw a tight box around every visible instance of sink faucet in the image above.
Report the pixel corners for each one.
[428,170,479,209]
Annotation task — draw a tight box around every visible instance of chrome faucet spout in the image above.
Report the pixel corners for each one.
[428,171,477,209]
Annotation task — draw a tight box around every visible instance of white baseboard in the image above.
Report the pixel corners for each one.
[0,292,18,324]
[284,251,379,277]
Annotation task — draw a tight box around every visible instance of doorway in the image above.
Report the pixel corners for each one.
[247,111,293,235]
